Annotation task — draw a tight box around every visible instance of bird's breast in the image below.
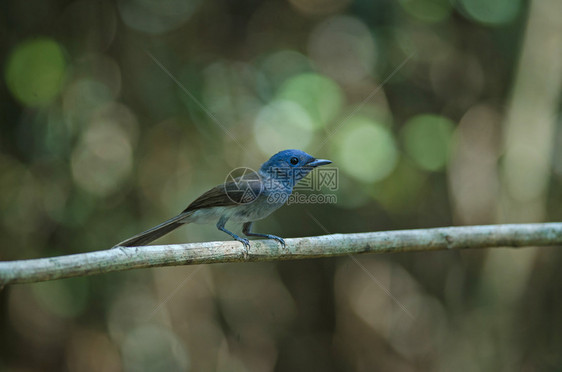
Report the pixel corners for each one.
[184,192,288,224]
[228,194,287,222]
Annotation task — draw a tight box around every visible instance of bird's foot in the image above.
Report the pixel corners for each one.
[264,234,286,249]
[234,237,251,259]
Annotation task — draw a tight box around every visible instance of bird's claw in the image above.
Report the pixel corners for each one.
[265,234,285,249]
[237,237,251,259]
[273,236,286,249]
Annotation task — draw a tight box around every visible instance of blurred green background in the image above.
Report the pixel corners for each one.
[1,0,562,371]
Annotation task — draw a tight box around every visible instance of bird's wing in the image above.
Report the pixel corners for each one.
[183,176,264,212]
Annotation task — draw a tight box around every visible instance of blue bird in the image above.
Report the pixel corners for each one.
[115,149,332,253]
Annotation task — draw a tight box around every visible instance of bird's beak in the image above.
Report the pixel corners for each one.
[307,158,332,167]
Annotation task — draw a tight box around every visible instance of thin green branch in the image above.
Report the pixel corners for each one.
[1,223,561,286]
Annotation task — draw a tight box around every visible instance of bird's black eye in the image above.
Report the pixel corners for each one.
[290,157,299,165]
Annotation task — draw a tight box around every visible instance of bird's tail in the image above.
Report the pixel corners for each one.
[113,213,190,248]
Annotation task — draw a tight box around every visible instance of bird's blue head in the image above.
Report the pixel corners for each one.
[259,149,332,187]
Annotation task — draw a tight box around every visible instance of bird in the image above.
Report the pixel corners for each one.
[114,149,332,253]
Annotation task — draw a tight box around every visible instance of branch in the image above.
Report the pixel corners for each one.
[1,223,561,286]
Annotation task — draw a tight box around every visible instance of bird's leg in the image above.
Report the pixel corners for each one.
[243,222,286,248]
[217,216,250,257]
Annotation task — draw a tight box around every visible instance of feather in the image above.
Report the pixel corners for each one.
[114,213,188,247]
[183,176,264,212]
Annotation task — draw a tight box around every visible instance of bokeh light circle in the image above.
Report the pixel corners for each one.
[62,79,117,133]
[254,100,315,155]
[459,0,522,25]
[276,73,343,129]
[71,120,133,197]
[260,50,313,89]
[5,38,66,107]
[308,15,377,85]
[117,0,201,35]
[333,116,398,183]
[401,114,455,171]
